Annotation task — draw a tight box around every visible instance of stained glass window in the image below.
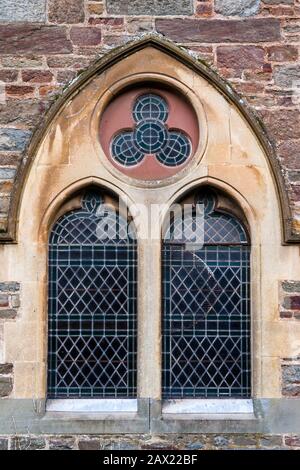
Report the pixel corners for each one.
[162,191,251,399]
[48,190,137,398]
[111,93,192,167]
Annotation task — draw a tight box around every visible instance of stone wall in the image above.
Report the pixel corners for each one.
[0,282,19,398]
[0,1,299,236]
[0,433,298,450]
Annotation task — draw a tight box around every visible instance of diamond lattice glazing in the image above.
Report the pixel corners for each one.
[48,191,137,398]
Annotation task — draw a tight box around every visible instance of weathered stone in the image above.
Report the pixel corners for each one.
[156,18,281,43]
[49,437,76,450]
[11,437,46,450]
[0,128,31,152]
[290,296,300,309]
[0,438,8,450]
[282,365,300,396]
[288,171,300,183]
[258,109,300,141]
[70,27,102,46]
[0,218,7,232]
[283,296,300,310]
[0,166,14,181]
[0,309,17,319]
[48,0,85,24]
[88,3,104,15]
[107,0,193,16]
[6,85,35,99]
[232,434,257,447]
[217,45,264,70]
[0,56,44,69]
[196,3,213,17]
[0,0,46,23]
[0,282,19,292]
[268,46,298,62]
[259,435,283,448]
[186,441,205,450]
[0,25,72,55]
[280,311,293,319]
[78,439,100,450]
[214,435,230,447]
[0,363,13,374]
[264,0,293,4]
[46,56,91,69]
[215,0,260,17]
[22,70,53,83]
[57,70,77,84]
[106,441,140,450]
[0,197,9,213]
[0,181,13,193]
[0,294,9,307]
[11,294,20,309]
[0,70,19,83]
[282,365,300,383]
[0,101,46,128]
[278,140,300,169]
[274,65,300,89]
[0,376,13,397]
[92,17,124,28]
[282,281,300,293]
[284,435,300,447]
[0,154,21,166]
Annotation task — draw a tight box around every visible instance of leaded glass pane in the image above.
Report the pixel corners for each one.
[48,191,137,398]
[133,94,169,123]
[110,93,192,167]
[162,194,251,399]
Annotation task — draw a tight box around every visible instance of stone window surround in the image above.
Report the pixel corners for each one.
[43,183,256,422]
[2,39,300,434]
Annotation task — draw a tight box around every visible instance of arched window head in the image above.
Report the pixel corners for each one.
[99,85,199,181]
[162,188,251,399]
[48,189,137,399]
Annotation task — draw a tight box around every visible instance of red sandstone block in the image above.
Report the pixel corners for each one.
[284,436,300,447]
[22,70,53,83]
[258,109,300,141]
[0,70,18,83]
[5,85,35,99]
[217,45,265,70]
[195,3,213,17]
[39,85,59,98]
[48,0,85,24]
[0,25,72,55]
[267,45,298,62]
[155,18,281,43]
[70,27,102,46]
[90,18,124,26]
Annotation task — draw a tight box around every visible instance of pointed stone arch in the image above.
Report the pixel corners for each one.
[3,34,295,243]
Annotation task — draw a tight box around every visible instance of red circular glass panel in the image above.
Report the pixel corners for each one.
[99,86,199,181]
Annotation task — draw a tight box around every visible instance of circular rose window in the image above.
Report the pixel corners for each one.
[99,86,199,181]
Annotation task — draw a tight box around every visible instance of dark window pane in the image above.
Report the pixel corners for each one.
[48,191,137,398]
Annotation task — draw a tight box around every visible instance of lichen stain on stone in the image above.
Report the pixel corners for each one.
[246,164,265,188]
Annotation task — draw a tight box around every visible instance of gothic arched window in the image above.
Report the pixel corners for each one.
[162,189,251,399]
[48,190,137,399]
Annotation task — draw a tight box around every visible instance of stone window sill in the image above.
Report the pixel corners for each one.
[162,399,256,421]
[46,398,138,414]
